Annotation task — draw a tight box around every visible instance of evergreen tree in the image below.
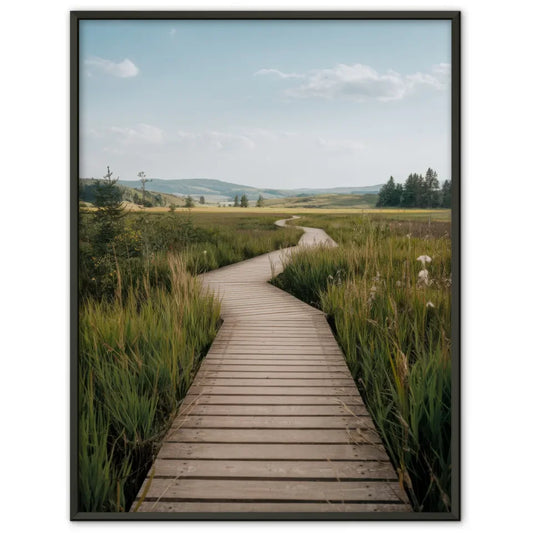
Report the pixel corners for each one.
[256,194,265,207]
[441,179,452,208]
[376,177,401,207]
[93,166,125,254]
[199,195,206,205]
[233,195,239,207]
[185,195,194,208]
[402,173,424,207]
[421,168,440,208]
[240,194,249,208]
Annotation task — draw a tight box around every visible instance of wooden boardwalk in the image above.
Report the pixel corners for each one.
[133,218,411,514]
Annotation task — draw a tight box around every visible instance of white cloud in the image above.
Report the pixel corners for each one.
[85,56,139,78]
[317,137,364,154]
[254,68,304,79]
[256,63,450,102]
[175,131,255,151]
[110,124,164,144]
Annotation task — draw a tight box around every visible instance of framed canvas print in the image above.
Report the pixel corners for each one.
[71,10,460,520]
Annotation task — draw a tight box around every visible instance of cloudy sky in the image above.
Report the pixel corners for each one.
[80,19,451,188]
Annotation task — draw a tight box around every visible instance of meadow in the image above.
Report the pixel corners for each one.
[78,204,452,512]
[78,208,302,511]
[273,212,452,511]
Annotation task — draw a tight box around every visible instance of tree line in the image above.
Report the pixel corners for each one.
[376,168,451,208]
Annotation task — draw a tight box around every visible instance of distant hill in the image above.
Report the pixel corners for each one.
[79,179,185,208]
[116,177,383,202]
[263,193,378,209]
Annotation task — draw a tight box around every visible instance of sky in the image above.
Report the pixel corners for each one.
[79,19,451,188]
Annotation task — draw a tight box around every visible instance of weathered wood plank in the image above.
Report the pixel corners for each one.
[180,404,369,416]
[148,459,397,479]
[180,395,363,406]
[135,501,411,513]
[187,386,361,396]
[164,428,380,444]
[158,443,389,461]
[172,415,375,429]
[136,479,405,502]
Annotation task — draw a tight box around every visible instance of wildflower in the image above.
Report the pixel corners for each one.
[367,285,378,304]
[406,233,411,239]
[417,255,432,266]
[418,269,429,285]
[426,301,435,308]
[203,250,207,255]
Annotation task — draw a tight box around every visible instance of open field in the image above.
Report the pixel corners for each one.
[82,204,451,219]
[79,206,451,512]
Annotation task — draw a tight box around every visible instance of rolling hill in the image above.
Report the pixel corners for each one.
[117,177,383,202]
[263,193,378,209]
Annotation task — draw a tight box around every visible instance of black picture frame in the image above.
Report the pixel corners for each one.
[70,10,461,521]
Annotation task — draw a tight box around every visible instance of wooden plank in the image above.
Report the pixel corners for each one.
[172,415,375,429]
[135,501,411,513]
[180,395,363,406]
[181,404,369,416]
[135,479,405,502]
[196,371,353,379]
[164,428,380,444]
[190,378,356,387]
[158,443,389,461]
[149,458,397,479]
[197,359,349,373]
[188,386,360,396]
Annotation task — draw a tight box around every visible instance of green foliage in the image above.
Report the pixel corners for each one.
[272,214,451,512]
[256,194,265,207]
[79,256,220,511]
[91,167,125,255]
[240,194,249,207]
[441,180,452,208]
[184,195,194,208]
[233,194,239,207]
[199,195,206,204]
[377,169,451,208]
[376,176,402,207]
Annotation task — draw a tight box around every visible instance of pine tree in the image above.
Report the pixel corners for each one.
[441,179,452,208]
[376,177,400,207]
[256,194,265,207]
[199,195,205,205]
[402,173,423,207]
[233,195,239,207]
[422,168,440,208]
[93,166,125,254]
[185,195,194,208]
[240,194,249,208]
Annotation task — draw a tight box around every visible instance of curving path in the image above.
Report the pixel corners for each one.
[133,217,411,514]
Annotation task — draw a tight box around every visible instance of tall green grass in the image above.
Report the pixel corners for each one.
[273,215,451,511]
[79,256,220,511]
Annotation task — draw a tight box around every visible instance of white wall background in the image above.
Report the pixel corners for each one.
[1,0,531,531]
